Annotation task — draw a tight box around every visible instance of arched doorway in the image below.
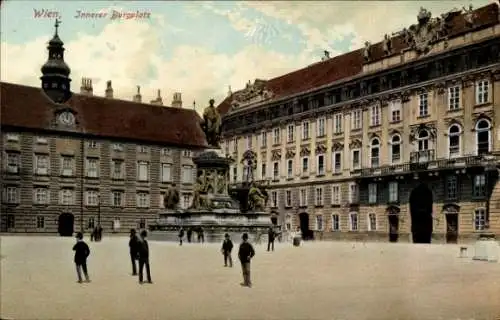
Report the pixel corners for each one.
[387,206,401,242]
[58,213,74,237]
[299,212,310,240]
[443,204,459,244]
[409,184,433,243]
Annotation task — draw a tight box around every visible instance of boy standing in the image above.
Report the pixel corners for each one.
[238,233,255,288]
[138,230,153,284]
[72,232,91,283]
[221,233,233,267]
[129,229,140,275]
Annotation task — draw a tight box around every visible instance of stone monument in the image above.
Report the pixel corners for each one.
[149,99,272,242]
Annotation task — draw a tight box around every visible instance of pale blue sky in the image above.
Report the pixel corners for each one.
[0,0,491,111]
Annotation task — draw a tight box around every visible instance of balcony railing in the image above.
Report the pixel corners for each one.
[410,149,436,163]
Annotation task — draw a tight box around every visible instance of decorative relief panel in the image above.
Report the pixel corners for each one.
[331,141,344,152]
[349,139,362,149]
[315,144,327,155]
[409,122,437,141]
[271,150,282,161]
[261,152,267,161]
[471,111,494,126]
[300,146,311,157]
[285,148,296,159]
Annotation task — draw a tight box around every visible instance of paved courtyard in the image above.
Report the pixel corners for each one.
[1,236,499,320]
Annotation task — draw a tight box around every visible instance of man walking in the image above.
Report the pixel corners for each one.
[267,227,275,252]
[129,229,140,275]
[178,227,185,246]
[72,232,91,283]
[238,233,255,288]
[221,233,233,267]
[138,230,153,284]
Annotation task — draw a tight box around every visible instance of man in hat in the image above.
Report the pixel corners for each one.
[137,230,153,284]
[221,233,234,267]
[129,229,140,275]
[238,233,255,287]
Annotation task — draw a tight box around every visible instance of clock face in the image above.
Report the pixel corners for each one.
[58,112,75,126]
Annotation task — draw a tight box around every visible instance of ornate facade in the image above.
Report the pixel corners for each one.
[219,4,500,243]
[0,23,207,234]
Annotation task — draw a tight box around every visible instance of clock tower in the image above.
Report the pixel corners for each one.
[40,19,72,103]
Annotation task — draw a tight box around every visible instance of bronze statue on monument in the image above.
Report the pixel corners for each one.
[200,99,222,148]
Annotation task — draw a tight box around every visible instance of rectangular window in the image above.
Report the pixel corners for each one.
[333,113,343,134]
[285,190,292,207]
[182,194,191,209]
[349,212,358,231]
[161,163,172,182]
[446,176,458,200]
[333,151,342,173]
[299,188,307,207]
[246,135,252,150]
[315,187,323,206]
[182,150,192,158]
[61,156,74,176]
[287,124,295,143]
[273,161,279,179]
[6,153,20,173]
[111,159,124,179]
[6,133,19,142]
[36,136,48,144]
[287,159,293,178]
[316,215,324,231]
[33,187,49,205]
[36,216,45,229]
[6,214,15,228]
[233,138,238,152]
[448,86,460,110]
[271,191,278,208]
[182,165,193,183]
[60,189,74,205]
[301,157,309,174]
[34,154,49,175]
[370,104,381,126]
[136,192,150,208]
[137,146,149,153]
[85,190,99,206]
[137,161,149,181]
[261,163,266,179]
[368,213,377,231]
[317,155,325,175]
[317,117,326,137]
[351,109,362,130]
[349,183,359,204]
[86,158,99,178]
[368,183,377,204]
[233,166,237,182]
[351,149,360,170]
[273,128,280,145]
[261,131,267,147]
[87,141,98,149]
[331,184,341,205]
[112,191,124,207]
[476,80,489,104]
[419,92,428,117]
[474,208,487,231]
[88,217,96,230]
[331,214,340,231]
[160,148,170,156]
[388,181,399,203]
[390,100,402,122]
[302,121,310,140]
[473,174,486,198]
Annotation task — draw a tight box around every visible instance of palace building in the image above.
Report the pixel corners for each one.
[218,4,500,243]
[0,23,207,235]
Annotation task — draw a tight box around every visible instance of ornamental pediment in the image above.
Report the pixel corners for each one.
[331,141,344,152]
[315,143,327,155]
[300,146,310,157]
[232,79,274,108]
[271,149,282,161]
[349,139,362,149]
[285,148,296,159]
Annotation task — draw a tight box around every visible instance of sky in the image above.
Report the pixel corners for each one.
[0,0,494,113]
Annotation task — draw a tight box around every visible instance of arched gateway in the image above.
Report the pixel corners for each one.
[58,212,74,237]
[409,184,433,243]
[299,212,311,240]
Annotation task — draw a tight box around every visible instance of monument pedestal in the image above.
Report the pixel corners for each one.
[472,233,500,262]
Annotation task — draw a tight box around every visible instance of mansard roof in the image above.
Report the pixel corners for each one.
[0,82,208,148]
[217,3,499,116]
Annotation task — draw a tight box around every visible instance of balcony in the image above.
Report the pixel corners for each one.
[410,150,436,163]
[351,154,496,179]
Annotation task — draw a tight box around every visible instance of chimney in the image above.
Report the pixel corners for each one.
[80,77,93,95]
[171,92,182,108]
[228,85,232,97]
[105,80,113,98]
[133,85,142,103]
[150,89,163,106]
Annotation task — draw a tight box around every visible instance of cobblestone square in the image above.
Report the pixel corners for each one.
[1,236,499,320]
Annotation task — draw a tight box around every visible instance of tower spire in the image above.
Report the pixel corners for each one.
[54,18,61,36]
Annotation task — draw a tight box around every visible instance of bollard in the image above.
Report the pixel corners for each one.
[459,246,468,258]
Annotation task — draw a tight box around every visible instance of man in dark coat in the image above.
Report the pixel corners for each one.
[178,227,185,246]
[72,232,91,283]
[138,230,152,284]
[267,227,275,252]
[129,229,140,275]
[187,228,193,243]
[221,233,234,267]
[238,233,255,287]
